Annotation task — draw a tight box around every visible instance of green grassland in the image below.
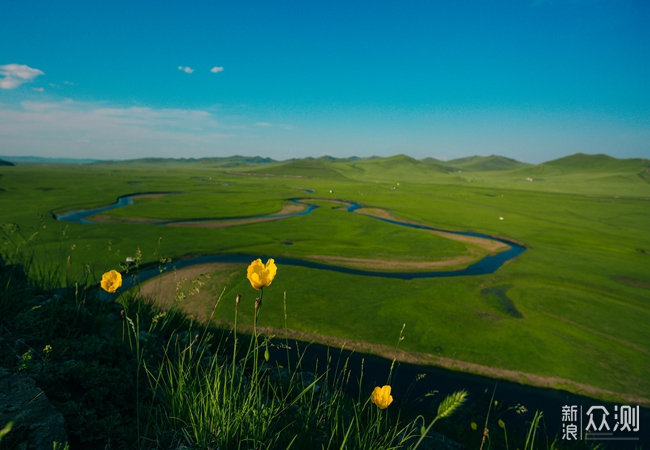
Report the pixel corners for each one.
[1,153,649,405]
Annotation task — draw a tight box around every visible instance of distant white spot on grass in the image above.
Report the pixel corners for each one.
[499,216,504,221]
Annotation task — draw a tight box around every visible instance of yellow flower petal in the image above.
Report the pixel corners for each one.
[370,385,393,409]
[265,258,277,280]
[250,272,262,289]
[246,258,277,290]
[100,270,122,293]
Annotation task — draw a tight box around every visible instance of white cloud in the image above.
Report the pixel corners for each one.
[178,66,194,74]
[253,121,295,130]
[210,66,224,73]
[0,78,21,89]
[48,81,76,89]
[32,87,45,92]
[0,63,44,89]
[0,100,234,159]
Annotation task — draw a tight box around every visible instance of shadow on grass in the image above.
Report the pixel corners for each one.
[481,285,524,319]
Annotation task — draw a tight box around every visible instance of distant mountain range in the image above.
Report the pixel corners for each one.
[0,156,100,164]
[1,153,648,175]
[86,155,276,168]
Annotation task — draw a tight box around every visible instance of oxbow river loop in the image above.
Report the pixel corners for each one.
[57,193,526,280]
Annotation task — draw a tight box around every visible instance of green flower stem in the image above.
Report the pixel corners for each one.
[253,287,263,337]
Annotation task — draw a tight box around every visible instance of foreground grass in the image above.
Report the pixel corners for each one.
[2,257,485,449]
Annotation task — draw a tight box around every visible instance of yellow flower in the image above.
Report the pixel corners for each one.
[101,270,122,293]
[246,258,277,290]
[370,385,393,409]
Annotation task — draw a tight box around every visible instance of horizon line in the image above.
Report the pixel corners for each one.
[2,151,649,167]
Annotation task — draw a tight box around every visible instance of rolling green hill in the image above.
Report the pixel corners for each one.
[446,155,530,171]
[451,153,650,196]
[314,155,367,163]
[226,153,650,195]
[244,158,351,179]
[331,154,455,182]
[541,153,650,172]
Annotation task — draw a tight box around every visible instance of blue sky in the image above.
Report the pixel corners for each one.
[1,0,649,162]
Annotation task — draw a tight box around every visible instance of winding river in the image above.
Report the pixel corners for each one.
[57,192,525,281]
[57,192,525,280]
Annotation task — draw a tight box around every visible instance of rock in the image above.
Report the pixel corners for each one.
[0,368,67,449]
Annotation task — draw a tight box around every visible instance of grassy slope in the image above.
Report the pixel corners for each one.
[1,155,649,403]
[445,155,530,171]
[329,154,455,183]
[246,158,351,180]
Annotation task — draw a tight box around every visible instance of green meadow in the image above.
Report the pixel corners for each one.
[1,153,649,406]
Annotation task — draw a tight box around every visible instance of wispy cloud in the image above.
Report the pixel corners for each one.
[178,66,194,74]
[48,80,76,89]
[254,121,294,131]
[0,100,234,159]
[0,63,44,89]
[210,66,224,73]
